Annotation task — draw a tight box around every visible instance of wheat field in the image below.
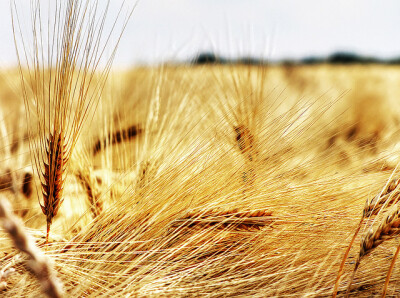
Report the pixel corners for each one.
[2,2,400,298]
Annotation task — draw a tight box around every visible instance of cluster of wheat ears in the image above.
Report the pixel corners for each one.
[2,0,400,297]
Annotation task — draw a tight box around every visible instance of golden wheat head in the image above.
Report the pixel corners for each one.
[12,0,132,242]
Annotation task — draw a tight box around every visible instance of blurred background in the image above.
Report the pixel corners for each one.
[1,0,400,68]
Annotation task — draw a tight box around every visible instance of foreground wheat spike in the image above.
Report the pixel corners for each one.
[0,197,63,298]
[363,178,400,217]
[12,0,131,243]
[345,206,400,297]
[41,132,67,243]
[361,207,400,260]
[333,177,400,297]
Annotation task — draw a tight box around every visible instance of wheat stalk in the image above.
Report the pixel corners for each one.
[0,197,63,298]
[382,243,400,297]
[12,0,132,243]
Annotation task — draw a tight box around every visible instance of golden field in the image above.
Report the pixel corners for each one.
[1,63,400,297]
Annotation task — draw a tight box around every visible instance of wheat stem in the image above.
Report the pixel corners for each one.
[332,219,362,297]
[382,243,400,297]
[345,259,360,298]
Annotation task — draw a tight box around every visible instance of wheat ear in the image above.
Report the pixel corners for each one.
[75,169,102,218]
[333,177,400,297]
[41,132,67,244]
[93,124,143,154]
[363,178,400,217]
[360,207,400,259]
[0,197,63,298]
[346,206,400,296]
[12,0,132,243]
[172,209,273,231]
[234,125,256,162]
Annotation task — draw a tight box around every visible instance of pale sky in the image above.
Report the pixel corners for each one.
[0,0,400,67]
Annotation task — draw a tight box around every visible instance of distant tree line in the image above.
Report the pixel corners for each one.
[191,52,267,65]
[190,51,400,65]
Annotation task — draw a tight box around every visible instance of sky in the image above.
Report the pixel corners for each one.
[0,0,400,67]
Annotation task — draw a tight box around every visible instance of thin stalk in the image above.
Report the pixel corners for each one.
[382,244,400,297]
[333,219,362,297]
